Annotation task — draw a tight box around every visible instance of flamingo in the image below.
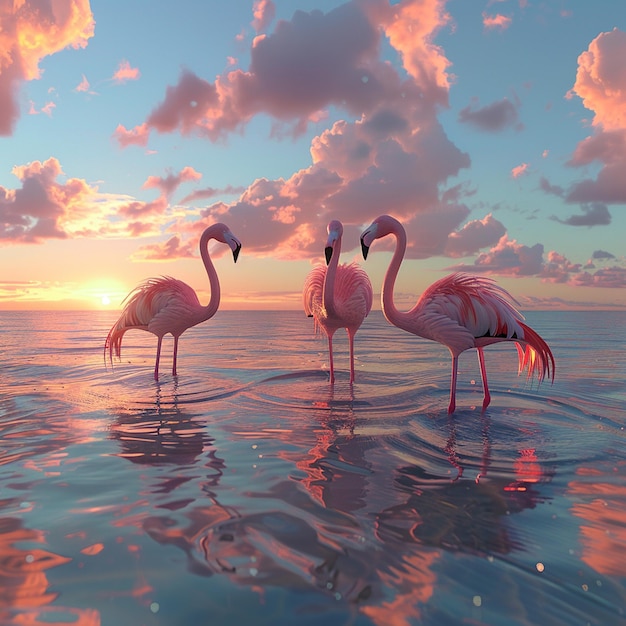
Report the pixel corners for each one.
[303,220,373,384]
[105,223,242,381]
[360,215,555,413]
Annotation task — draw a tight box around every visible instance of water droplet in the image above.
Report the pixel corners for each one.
[150,602,159,613]
[536,562,545,572]
[249,567,258,576]
[25,554,34,563]
[473,595,482,607]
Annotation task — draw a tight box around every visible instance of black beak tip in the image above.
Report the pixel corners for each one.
[325,246,333,265]
[360,240,369,260]
[233,244,241,263]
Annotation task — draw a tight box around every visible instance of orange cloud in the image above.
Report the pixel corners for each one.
[252,0,275,32]
[0,0,94,135]
[113,59,141,84]
[569,28,626,130]
[482,13,512,30]
[511,162,529,178]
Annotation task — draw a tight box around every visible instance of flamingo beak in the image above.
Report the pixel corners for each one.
[232,243,241,263]
[360,238,369,260]
[325,246,333,265]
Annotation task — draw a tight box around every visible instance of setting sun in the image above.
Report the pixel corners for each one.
[101,295,111,306]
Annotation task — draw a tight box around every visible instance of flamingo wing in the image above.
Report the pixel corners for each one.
[332,263,373,325]
[303,265,326,318]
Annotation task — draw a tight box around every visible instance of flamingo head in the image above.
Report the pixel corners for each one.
[325,220,343,265]
[211,223,242,262]
[360,215,400,260]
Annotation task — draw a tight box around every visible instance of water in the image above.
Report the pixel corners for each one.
[1,309,625,625]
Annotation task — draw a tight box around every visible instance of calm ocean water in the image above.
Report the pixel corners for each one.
[1,309,625,625]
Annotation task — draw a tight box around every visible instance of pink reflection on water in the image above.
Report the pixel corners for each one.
[569,461,626,577]
[0,518,100,626]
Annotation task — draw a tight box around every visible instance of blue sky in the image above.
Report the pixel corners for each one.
[1,0,625,310]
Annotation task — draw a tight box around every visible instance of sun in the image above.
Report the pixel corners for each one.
[101,295,111,306]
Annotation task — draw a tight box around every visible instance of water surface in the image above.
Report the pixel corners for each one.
[1,310,625,625]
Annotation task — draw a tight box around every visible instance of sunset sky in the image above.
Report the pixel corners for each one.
[1,0,625,311]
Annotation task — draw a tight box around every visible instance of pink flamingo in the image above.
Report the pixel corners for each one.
[360,215,555,413]
[303,220,373,384]
[105,223,242,381]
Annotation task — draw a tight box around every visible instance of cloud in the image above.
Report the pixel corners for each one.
[252,0,275,32]
[568,28,626,131]
[0,0,94,135]
[75,74,91,93]
[565,29,626,204]
[565,130,626,203]
[538,176,564,197]
[448,235,545,276]
[551,203,611,227]
[0,157,195,243]
[117,0,453,145]
[112,60,141,84]
[511,163,529,178]
[132,235,195,261]
[482,13,512,31]
[125,0,469,262]
[458,98,520,132]
[592,249,616,260]
[1,157,90,242]
[444,213,507,257]
[142,166,202,198]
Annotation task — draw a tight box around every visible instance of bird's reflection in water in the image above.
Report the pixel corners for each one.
[109,383,218,469]
[136,386,553,624]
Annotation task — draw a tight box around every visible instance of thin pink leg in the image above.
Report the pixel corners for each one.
[154,336,163,381]
[327,334,335,384]
[448,354,458,414]
[477,347,491,410]
[172,336,179,377]
[348,329,355,384]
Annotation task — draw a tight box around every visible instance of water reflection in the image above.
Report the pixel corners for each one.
[568,461,626,578]
[0,513,98,626]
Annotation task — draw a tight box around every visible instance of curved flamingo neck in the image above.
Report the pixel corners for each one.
[199,229,221,321]
[323,237,340,317]
[381,225,408,326]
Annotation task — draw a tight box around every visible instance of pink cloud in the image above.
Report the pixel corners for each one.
[511,162,529,178]
[112,60,140,84]
[566,130,626,203]
[482,13,512,31]
[75,74,90,92]
[252,0,275,32]
[142,166,202,198]
[458,97,521,132]
[113,123,150,147]
[118,0,452,145]
[0,0,94,135]
[0,157,92,242]
[444,213,507,257]
[449,235,545,276]
[565,29,626,205]
[569,28,626,131]
[132,235,195,261]
[180,184,246,205]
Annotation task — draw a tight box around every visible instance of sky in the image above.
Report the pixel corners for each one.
[1,0,625,311]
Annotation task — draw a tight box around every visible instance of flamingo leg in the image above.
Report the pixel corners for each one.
[154,336,163,381]
[477,347,491,410]
[327,333,335,384]
[348,329,355,384]
[172,336,179,377]
[448,354,458,414]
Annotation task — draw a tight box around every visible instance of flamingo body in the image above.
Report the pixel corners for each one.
[360,215,554,412]
[105,223,241,380]
[303,220,373,383]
